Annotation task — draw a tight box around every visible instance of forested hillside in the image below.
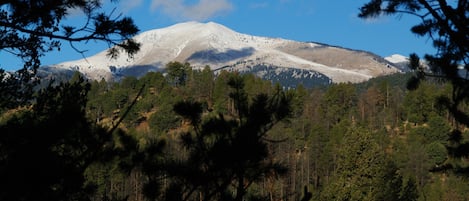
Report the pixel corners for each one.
[2,0,468,200]
[35,61,466,201]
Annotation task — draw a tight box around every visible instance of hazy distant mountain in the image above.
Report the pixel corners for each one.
[44,21,401,87]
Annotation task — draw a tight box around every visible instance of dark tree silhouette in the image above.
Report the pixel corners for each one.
[0,0,140,109]
[359,0,469,125]
[359,0,468,74]
[300,186,313,201]
[149,74,293,201]
[0,75,114,201]
[0,1,143,200]
[358,0,469,174]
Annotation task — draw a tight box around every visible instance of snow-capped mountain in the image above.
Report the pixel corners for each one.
[385,54,411,72]
[385,54,408,64]
[46,21,401,87]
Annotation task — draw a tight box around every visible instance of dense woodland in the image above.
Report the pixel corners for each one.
[4,61,469,201]
[1,0,468,200]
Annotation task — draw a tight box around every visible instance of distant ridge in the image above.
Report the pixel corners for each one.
[45,21,401,87]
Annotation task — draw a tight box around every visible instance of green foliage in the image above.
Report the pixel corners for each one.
[381,165,403,201]
[77,68,469,200]
[165,61,192,86]
[320,83,357,125]
[358,0,469,143]
[2,2,469,200]
[321,126,385,201]
[403,82,436,124]
[7,56,469,201]
[400,177,419,201]
[148,103,181,135]
[185,65,215,103]
[375,160,419,201]
[426,115,451,143]
[426,142,448,167]
[212,70,233,114]
[162,74,293,201]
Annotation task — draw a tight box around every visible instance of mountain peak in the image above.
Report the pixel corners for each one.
[142,21,235,37]
[49,21,401,85]
[385,54,408,64]
[158,21,227,30]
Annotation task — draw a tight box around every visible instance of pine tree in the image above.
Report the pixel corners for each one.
[0,0,140,110]
[321,126,386,201]
[158,74,293,201]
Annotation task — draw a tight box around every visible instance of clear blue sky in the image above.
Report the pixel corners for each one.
[0,0,436,71]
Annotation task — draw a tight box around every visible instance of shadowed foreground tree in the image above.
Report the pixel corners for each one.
[143,74,293,201]
[0,0,140,110]
[0,1,142,200]
[0,75,115,201]
[358,0,469,175]
[358,0,469,125]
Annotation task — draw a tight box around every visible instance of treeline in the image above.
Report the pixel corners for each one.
[2,61,469,201]
[83,62,469,200]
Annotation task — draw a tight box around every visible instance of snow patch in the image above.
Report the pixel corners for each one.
[385,54,408,64]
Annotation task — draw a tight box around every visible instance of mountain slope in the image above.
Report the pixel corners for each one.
[47,21,400,86]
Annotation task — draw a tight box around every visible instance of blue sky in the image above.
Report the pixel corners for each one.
[1,0,436,71]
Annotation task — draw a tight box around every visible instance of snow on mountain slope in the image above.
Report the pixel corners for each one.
[49,21,400,84]
[385,54,408,64]
[384,54,411,72]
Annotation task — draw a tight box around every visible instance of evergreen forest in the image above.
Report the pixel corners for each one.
[1,0,468,200]
[4,61,469,201]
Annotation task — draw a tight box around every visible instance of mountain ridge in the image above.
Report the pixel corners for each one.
[46,21,402,86]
